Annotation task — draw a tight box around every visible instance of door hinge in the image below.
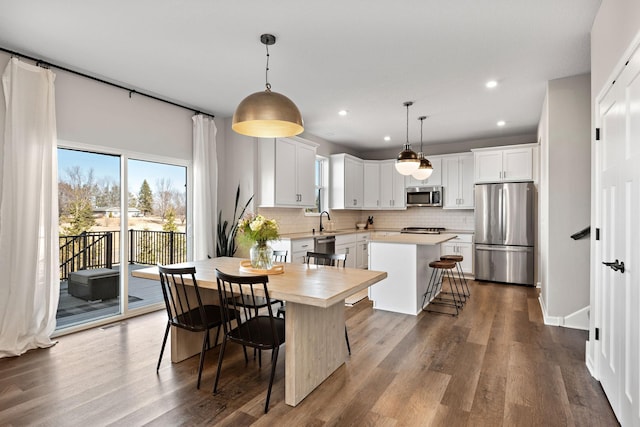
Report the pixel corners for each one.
[595,327,600,341]
[596,228,600,241]
[595,128,600,141]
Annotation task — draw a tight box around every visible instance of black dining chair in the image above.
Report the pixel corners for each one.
[234,250,288,365]
[277,251,352,355]
[272,250,288,262]
[233,251,287,316]
[157,265,232,389]
[213,269,286,413]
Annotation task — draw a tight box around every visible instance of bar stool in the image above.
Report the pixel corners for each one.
[440,254,470,298]
[421,259,463,316]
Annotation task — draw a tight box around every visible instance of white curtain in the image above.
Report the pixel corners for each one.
[0,58,59,357]
[192,114,218,260]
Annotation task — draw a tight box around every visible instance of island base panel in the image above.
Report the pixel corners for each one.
[285,301,346,406]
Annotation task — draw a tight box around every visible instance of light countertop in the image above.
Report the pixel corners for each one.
[369,233,458,245]
[279,228,473,240]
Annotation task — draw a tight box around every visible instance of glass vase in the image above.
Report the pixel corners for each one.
[250,241,273,270]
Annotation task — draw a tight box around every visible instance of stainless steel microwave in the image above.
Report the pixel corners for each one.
[406,186,443,207]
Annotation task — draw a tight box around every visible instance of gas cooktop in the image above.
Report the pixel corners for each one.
[400,227,446,235]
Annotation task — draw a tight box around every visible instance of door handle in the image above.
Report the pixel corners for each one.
[602,259,625,273]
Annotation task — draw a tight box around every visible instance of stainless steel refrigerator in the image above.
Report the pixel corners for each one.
[474,182,535,285]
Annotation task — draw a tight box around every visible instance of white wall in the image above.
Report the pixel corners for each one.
[538,74,591,327]
[0,51,194,160]
[588,0,640,371]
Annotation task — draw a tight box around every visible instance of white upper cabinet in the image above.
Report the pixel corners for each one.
[442,153,474,209]
[473,144,536,183]
[331,153,364,209]
[258,137,318,208]
[405,156,443,187]
[363,161,381,209]
[379,160,406,209]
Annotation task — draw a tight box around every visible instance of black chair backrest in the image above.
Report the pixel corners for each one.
[305,251,347,267]
[215,269,282,348]
[273,250,288,262]
[158,265,206,332]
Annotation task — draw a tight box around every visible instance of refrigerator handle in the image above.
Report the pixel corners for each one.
[498,186,504,242]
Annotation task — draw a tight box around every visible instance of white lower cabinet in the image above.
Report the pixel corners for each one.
[440,234,474,275]
[356,232,370,269]
[335,234,357,269]
[271,238,314,264]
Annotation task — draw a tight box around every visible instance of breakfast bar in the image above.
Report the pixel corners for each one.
[132,257,387,406]
[368,233,457,315]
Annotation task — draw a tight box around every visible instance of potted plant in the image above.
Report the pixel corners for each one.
[216,185,253,257]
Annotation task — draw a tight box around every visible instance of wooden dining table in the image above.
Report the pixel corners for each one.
[132,256,387,406]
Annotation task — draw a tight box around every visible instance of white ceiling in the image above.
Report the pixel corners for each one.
[0,0,600,151]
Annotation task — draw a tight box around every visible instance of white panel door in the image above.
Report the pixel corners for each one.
[596,46,640,427]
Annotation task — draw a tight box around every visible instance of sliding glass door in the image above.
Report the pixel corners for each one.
[126,158,187,311]
[57,148,188,330]
[57,149,122,328]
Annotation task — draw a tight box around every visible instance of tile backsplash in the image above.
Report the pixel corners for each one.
[362,208,474,231]
[256,207,474,234]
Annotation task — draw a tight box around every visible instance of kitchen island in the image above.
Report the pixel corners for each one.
[369,233,457,315]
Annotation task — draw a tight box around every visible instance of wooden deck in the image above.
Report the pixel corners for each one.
[56,264,163,329]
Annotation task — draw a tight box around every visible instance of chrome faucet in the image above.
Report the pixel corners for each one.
[319,210,331,232]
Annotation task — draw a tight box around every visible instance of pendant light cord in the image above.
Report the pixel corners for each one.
[419,116,426,152]
[265,43,271,91]
[406,103,410,144]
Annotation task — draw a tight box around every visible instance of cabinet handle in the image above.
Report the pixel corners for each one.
[301,244,309,248]
[377,200,380,206]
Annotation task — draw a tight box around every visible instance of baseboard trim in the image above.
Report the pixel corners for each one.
[538,295,561,326]
[563,305,590,330]
[538,297,589,330]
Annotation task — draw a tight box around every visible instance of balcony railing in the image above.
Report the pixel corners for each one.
[59,230,187,280]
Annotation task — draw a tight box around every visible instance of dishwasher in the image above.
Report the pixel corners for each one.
[314,235,335,255]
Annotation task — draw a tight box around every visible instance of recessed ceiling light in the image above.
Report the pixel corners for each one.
[384,136,391,142]
[486,80,498,88]
[338,110,348,116]
[497,120,506,127]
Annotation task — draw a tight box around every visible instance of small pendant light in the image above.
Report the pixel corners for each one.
[395,101,420,175]
[411,116,433,180]
[232,34,304,138]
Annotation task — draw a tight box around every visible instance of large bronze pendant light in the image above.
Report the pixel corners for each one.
[232,34,304,138]
[395,101,420,175]
[411,116,433,180]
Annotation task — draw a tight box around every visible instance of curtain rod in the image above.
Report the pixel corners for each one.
[0,46,215,118]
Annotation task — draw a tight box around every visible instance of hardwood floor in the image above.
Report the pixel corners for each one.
[0,280,618,426]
